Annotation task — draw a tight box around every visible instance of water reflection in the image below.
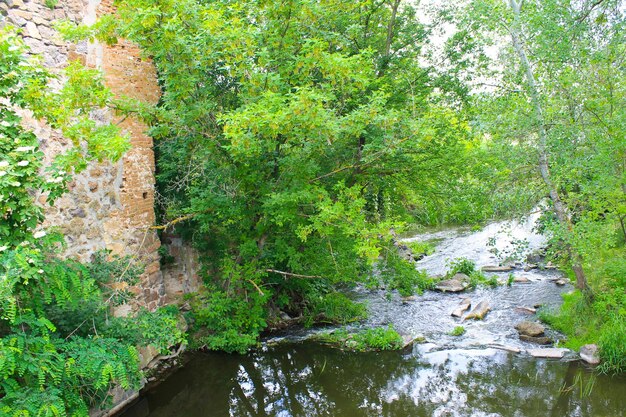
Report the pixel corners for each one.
[120,344,626,417]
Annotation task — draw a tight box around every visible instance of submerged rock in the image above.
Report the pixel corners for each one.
[515,306,537,314]
[451,298,471,318]
[463,300,490,320]
[401,295,417,303]
[435,273,469,293]
[580,344,601,365]
[401,334,425,349]
[515,321,545,337]
[481,265,514,272]
[488,344,522,353]
[520,335,552,345]
[528,348,568,359]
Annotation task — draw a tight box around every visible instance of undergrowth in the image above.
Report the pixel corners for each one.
[313,325,404,352]
[446,257,499,289]
[539,250,626,374]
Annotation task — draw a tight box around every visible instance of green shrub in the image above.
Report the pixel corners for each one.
[406,240,435,257]
[186,288,268,354]
[314,325,404,352]
[540,287,626,374]
[447,257,476,276]
[304,292,367,327]
[379,247,435,296]
[598,314,626,374]
[449,326,466,336]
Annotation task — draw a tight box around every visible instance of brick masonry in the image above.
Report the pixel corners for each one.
[1,0,167,313]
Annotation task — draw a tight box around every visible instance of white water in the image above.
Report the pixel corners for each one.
[361,215,572,352]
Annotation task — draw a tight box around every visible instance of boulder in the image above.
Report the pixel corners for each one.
[435,273,469,293]
[528,348,568,359]
[513,276,530,283]
[482,265,514,272]
[515,321,545,337]
[451,298,471,318]
[463,300,490,320]
[401,334,426,349]
[523,264,538,271]
[555,278,568,286]
[520,335,552,345]
[580,344,601,365]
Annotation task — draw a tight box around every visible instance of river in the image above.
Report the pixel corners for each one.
[120,218,626,417]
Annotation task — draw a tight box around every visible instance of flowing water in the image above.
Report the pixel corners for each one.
[120,218,626,417]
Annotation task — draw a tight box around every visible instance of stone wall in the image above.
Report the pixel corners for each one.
[161,234,202,301]
[1,0,166,313]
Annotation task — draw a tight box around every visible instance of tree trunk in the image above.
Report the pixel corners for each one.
[508,0,591,295]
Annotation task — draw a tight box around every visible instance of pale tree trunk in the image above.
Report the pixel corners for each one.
[507,0,591,295]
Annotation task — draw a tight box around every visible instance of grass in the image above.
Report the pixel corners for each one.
[445,258,500,289]
[539,288,626,374]
[313,325,404,352]
[405,240,435,257]
[449,326,466,336]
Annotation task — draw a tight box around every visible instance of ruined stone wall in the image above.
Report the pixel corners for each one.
[1,0,166,312]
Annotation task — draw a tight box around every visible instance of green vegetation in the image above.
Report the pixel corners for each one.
[405,240,436,257]
[449,326,466,337]
[0,28,184,415]
[539,256,626,374]
[313,325,404,352]
[446,257,498,289]
[303,292,368,328]
[447,257,477,277]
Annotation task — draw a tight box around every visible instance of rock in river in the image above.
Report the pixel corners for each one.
[520,335,552,345]
[528,348,569,359]
[435,273,469,293]
[463,300,490,321]
[451,298,471,318]
[481,265,514,272]
[580,344,601,365]
[515,321,545,337]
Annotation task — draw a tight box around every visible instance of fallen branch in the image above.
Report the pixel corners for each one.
[146,343,186,369]
[149,211,205,231]
[266,269,323,279]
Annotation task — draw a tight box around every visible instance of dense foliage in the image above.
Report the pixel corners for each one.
[0,28,184,415]
[74,0,624,371]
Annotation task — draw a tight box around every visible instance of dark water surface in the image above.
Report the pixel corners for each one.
[121,344,626,417]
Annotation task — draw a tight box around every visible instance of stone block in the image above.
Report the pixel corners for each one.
[7,0,25,8]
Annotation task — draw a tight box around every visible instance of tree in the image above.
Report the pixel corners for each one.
[506,0,590,293]
[454,0,626,294]
[81,0,488,350]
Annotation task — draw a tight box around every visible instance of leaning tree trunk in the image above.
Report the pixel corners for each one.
[507,0,592,295]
